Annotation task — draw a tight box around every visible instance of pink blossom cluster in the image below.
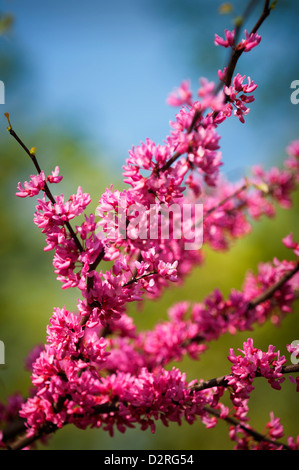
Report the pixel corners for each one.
[12,25,298,328]
[16,167,62,198]
[226,340,299,450]
[214,28,261,53]
[223,73,257,123]
[2,17,299,450]
[229,411,299,450]
[17,361,230,438]
[0,238,294,445]
[227,339,287,420]
[201,156,298,251]
[104,246,299,376]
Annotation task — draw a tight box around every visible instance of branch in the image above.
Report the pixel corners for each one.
[182,260,299,350]
[6,363,298,451]
[204,405,291,450]
[191,363,299,393]
[161,1,273,174]
[247,261,299,310]
[122,270,157,287]
[5,114,84,254]
[3,251,298,449]
[223,0,272,89]
[3,402,119,451]
[4,113,108,325]
[3,241,298,450]
[203,182,248,221]
[86,248,105,292]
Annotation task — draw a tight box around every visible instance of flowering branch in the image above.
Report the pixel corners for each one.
[1,237,298,449]
[204,406,291,450]
[4,113,84,254]
[248,262,299,309]
[1,0,299,452]
[219,0,271,89]
[159,2,273,173]
[192,363,299,394]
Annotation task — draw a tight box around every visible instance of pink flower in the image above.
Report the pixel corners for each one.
[167,80,193,107]
[282,233,299,256]
[46,307,84,359]
[157,260,178,281]
[224,74,257,123]
[237,30,262,52]
[286,140,299,158]
[46,166,63,184]
[266,412,284,439]
[214,29,235,48]
[218,67,228,82]
[16,172,46,198]
[226,338,287,420]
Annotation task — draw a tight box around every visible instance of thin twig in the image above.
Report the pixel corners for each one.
[204,405,290,450]
[5,114,84,254]
[191,363,299,393]
[122,270,157,287]
[161,1,273,174]
[3,271,299,450]
[1,0,279,452]
[223,0,271,89]
[247,262,299,310]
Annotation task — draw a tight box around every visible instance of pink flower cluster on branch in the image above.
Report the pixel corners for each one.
[214,29,261,53]
[226,340,299,450]
[2,2,299,450]
[104,244,299,375]
[0,235,297,449]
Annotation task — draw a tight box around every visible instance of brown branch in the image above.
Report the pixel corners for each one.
[5,114,108,326]
[86,248,105,292]
[204,405,291,450]
[1,0,279,452]
[122,270,157,287]
[250,0,271,35]
[247,262,299,310]
[5,115,83,254]
[3,402,119,451]
[223,0,271,89]
[161,1,273,175]
[6,363,298,450]
[191,363,299,393]
[203,182,248,221]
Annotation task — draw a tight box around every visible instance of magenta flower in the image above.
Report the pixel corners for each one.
[286,140,299,158]
[282,233,299,256]
[16,172,46,198]
[5,4,299,450]
[46,166,63,184]
[238,30,262,52]
[214,29,235,48]
[167,80,193,107]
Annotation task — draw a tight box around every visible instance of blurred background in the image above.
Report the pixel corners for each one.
[0,0,298,450]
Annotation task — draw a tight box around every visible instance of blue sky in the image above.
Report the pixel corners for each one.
[2,0,299,179]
